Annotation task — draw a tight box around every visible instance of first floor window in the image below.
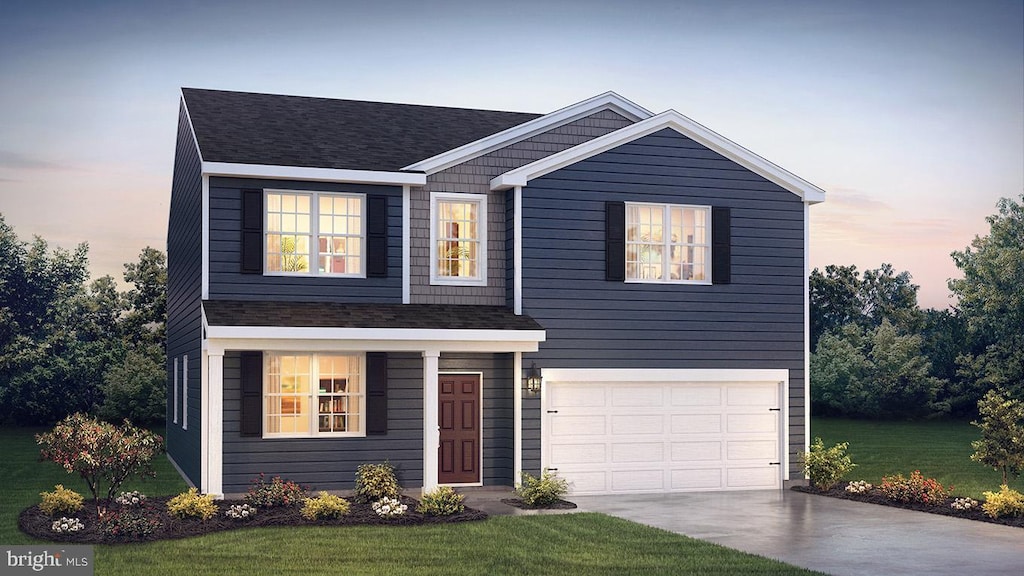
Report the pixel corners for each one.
[626,203,710,282]
[264,353,364,437]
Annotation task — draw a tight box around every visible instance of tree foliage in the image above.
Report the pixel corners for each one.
[971,389,1024,485]
[810,263,921,350]
[0,214,167,425]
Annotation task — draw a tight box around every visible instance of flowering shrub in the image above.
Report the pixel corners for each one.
[39,485,85,516]
[951,497,979,511]
[799,438,857,490]
[416,486,465,516]
[516,469,569,507]
[244,474,308,508]
[51,517,84,533]
[166,488,217,521]
[371,497,408,518]
[100,508,161,539]
[36,413,163,502]
[354,462,401,503]
[225,503,257,520]
[115,490,147,507]
[981,485,1024,519]
[300,491,350,520]
[879,471,950,505]
[844,480,873,494]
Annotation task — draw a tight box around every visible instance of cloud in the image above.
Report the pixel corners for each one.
[0,150,75,171]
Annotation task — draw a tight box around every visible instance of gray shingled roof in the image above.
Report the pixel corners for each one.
[182,88,541,171]
[203,300,544,331]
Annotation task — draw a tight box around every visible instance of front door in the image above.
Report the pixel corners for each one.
[438,374,480,484]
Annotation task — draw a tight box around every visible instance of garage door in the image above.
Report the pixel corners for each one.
[543,378,783,495]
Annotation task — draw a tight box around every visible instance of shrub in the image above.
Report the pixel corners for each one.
[516,469,568,507]
[981,485,1024,519]
[98,348,167,426]
[416,486,466,516]
[100,507,161,539]
[799,437,857,490]
[844,480,873,494]
[371,497,408,518]
[39,485,84,516]
[225,503,257,520]
[244,473,308,507]
[51,517,84,533]
[354,462,401,503]
[115,490,147,507]
[971,389,1024,485]
[36,413,163,502]
[879,470,951,505]
[166,488,217,521]
[301,491,350,520]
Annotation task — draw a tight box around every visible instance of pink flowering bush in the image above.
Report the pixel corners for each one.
[879,470,951,505]
[36,413,163,503]
[244,473,308,507]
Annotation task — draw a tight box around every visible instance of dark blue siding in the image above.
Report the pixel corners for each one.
[521,128,807,478]
[165,101,203,486]
[207,178,403,303]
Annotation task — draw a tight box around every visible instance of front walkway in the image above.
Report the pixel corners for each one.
[571,490,1024,576]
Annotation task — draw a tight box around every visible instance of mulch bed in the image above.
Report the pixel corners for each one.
[791,485,1024,528]
[20,495,488,545]
[500,498,577,510]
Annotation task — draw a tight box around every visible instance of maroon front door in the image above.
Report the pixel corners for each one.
[438,374,480,484]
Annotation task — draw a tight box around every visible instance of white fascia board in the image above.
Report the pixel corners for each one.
[402,92,653,175]
[206,336,542,355]
[202,162,426,186]
[204,327,546,355]
[491,110,827,204]
[542,368,789,384]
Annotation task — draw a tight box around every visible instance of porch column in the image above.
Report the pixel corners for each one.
[206,350,224,498]
[422,350,440,493]
[513,352,523,482]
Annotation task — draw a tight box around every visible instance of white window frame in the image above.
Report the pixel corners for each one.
[625,202,711,285]
[263,352,367,439]
[429,192,488,286]
[172,357,179,424]
[264,189,367,278]
[182,355,188,430]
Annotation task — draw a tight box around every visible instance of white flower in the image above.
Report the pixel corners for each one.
[51,517,84,533]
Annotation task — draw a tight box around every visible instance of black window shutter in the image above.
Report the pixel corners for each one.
[605,201,626,281]
[711,207,732,285]
[239,351,263,437]
[241,189,263,274]
[366,352,388,435]
[366,195,388,278]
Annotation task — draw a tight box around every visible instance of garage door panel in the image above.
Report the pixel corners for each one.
[563,471,607,494]
[611,414,663,434]
[612,469,663,491]
[670,386,721,406]
[727,385,778,407]
[671,468,724,490]
[551,443,605,464]
[551,415,605,436]
[611,386,663,407]
[550,385,605,408]
[727,440,778,460]
[671,414,721,434]
[727,413,777,433]
[671,441,722,461]
[612,442,664,463]
[727,466,779,489]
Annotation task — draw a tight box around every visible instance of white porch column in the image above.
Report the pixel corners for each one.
[513,352,523,482]
[422,350,440,493]
[207,351,224,498]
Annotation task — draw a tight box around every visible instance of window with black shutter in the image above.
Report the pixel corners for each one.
[239,351,263,437]
[711,207,732,285]
[365,352,388,435]
[366,195,388,278]
[605,201,625,281]
[241,190,263,274]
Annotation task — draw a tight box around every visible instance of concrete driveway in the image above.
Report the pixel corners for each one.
[571,490,1024,576]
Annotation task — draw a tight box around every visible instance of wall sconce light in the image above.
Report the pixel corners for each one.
[526,362,542,394]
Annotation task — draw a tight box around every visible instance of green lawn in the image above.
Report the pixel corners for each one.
[811,417,1024,499]
[2,427,821,575]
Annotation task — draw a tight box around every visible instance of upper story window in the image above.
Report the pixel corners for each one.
[430,193,487,286]
[626,203,710,283]
[265,191,364,276]
[264,352,364,438]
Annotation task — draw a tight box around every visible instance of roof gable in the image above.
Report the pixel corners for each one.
[401,92,653,174]
[490,110,826,204]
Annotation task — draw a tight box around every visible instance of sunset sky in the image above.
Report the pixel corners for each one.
[0,0,1020,309]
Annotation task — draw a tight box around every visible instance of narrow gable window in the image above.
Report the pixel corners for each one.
[626,203,710,283]
[264,353,365,438]
[265,191,364,276]
[182,354,188,430]
[172,357,179,424]
[430,193,487,285]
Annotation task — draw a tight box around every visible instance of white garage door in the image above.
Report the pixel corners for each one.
[543,376,783,495]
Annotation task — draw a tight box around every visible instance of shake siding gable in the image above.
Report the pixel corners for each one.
[166,101,203,486]
[519,128,807,478]
[410,110,635,305]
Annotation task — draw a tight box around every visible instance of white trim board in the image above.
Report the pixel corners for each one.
[202,162,426,186]
[402,92,653,175]
[490,110,826,204]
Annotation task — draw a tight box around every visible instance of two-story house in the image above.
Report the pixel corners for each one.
[166,88,825,498]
